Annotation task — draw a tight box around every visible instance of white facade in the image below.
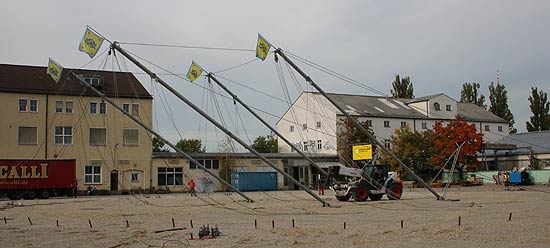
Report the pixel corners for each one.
[276,92,510,155]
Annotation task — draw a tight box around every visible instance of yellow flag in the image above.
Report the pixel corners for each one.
[79,26,104,58]
[352,144,373,160]
[47,58,63,83]
[256,33,271,61]
[186,61,203,82]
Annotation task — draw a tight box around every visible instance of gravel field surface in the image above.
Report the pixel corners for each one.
[1,185,550,247]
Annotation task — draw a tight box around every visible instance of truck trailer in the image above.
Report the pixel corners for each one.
[0,159,76,200]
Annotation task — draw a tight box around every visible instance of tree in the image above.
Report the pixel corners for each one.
[390,74,414,99]
[488,82,517,133]
[431,116,483,174]
[336,117,374,167]
[250,135,278,153]
[460,82,486,109]
[175,138,205,153]
[380,127,435,180]
[218,136,235,191]
[152,136,169,152]
[526,86,550,132]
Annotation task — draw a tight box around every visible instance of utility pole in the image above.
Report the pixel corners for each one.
[206,73,329,177]
[68,71,254,203]
[274,49,443,200]
[111,42,331,207]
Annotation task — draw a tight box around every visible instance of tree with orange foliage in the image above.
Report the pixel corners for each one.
[431,116,483,173]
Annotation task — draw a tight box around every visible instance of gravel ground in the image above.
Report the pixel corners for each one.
[1,185,550,248]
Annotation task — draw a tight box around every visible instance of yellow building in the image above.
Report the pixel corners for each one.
[0,63,153,193]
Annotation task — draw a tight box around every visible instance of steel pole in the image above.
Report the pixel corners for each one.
[69,71,254,203]
[111,42,331,207]
[207,73,329,177]
[275,49,443,200]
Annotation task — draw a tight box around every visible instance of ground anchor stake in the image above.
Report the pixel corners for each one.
[401,220,403,229]
[344,222,346,229]
[458,216,461,226]
[28,217,32,225]
[509,213,512,221]
[190,220,193,228]
[254,219,257,228]
[172,218,175,228]
[89,220,93,229]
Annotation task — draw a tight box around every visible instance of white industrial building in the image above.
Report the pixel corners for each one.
[276,92,510,155]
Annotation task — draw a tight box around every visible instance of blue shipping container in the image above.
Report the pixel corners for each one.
[231,172,278,191]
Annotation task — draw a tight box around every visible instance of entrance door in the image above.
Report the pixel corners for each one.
[110,171,119,191]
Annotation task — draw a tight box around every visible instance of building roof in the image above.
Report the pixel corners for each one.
[457,102,506,122]
[325,93,428,119]
[322,92,506,123]
[493,131,550,155]
[0,63,152,99]
[405,93,444,104]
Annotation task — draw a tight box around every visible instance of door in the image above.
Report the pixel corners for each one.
[110,170,119,191]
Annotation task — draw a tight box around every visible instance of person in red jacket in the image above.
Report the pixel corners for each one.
[189,179,197,197]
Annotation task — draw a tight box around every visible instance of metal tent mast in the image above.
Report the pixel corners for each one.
[274,49,444,200]
[206,73,330,178]
[68,71,254,203]
[111,42,331,207]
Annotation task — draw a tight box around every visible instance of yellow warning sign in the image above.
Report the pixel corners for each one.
[352,144,372,160]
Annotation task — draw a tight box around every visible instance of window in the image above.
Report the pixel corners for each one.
[485,125,490,131]
[367,120,373,127]
[90,102,97,114]
[384,121,390,128]
[384,139,391,149]
[434,102,441,111]
[131,104,139,116]
[421,122,427,129]
[158,167,184,186]
[18,126,37,145]
[29,99,38,112]
[89,128,106,146]
[317,140,322,150]
[302,123,307,131]
[65,101,73,113]
[316,121,321,129]
[190,160,219,170]
[19,99,28,112]
[84,165,101,184]
[55,101,63,113]
[131,172,139,183]
[99,102,106,114]
[498,126,503,132]
[123,103,130,113]
[446,104,452,111]
[401,121,407,128]
[123,129,139,146]
[55,126,73,145]
[303,142,308,151]
[289,125,294,132]
[84,77,101,87]
[55,100,73,114]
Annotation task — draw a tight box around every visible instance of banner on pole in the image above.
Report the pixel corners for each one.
[47,58,63,83]
[352,144,372,160]
[79,26,104,58]
[256,33,271,61]
[186,61,203,82]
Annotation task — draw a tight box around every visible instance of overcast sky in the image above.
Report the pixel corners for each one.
[2,1,549,151]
